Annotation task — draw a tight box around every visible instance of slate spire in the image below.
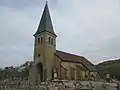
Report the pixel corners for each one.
[34,3,56,36]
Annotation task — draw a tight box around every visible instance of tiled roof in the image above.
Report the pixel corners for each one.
[34,3,56,36]
[55,50,97,72]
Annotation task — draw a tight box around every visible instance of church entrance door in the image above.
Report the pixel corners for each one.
[36,63,43,82]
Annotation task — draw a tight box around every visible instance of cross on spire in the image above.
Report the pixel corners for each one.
[46,0,48,4]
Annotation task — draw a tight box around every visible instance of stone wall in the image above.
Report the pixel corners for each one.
[0,80,118,90]
[60,61,97,81]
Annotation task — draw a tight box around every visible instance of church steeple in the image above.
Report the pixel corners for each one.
[33,2,57,82]
[34,3,56,36]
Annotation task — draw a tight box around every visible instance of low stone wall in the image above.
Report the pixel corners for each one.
[0,84,93,90]
[0,80,119,90]
[0,81,94,90]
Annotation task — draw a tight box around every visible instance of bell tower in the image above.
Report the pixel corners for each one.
[33,3,57,81]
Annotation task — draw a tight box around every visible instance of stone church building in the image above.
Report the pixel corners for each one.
[29,3,98,84]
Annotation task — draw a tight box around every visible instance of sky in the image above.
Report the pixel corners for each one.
[0,0,120,68]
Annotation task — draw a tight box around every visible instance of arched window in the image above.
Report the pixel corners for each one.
[38,38,40,44]
[51,38,53,44]
[49,37,51,44]
[35,38,37,45]
[41,37,43,44]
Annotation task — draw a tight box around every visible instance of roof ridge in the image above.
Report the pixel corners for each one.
[56,50,84,58]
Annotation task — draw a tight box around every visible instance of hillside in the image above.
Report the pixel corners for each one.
[96,59,120,80]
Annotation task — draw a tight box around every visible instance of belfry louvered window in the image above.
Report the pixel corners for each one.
[49,37,51,44]
[38,38,40,44]
[51,38,53,44]
[41,37,43,44]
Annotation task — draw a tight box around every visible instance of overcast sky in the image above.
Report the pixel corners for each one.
[0,0,120,68]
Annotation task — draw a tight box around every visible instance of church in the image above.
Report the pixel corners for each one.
[29,3,98,84]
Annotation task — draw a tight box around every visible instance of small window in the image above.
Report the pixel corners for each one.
[41,37,43,44]
[49,37,51,44]
[38,53,40,57]
[38,38,40,44]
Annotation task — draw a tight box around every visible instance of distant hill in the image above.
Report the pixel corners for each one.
[0,61,33,79]
[96,59,120,80]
